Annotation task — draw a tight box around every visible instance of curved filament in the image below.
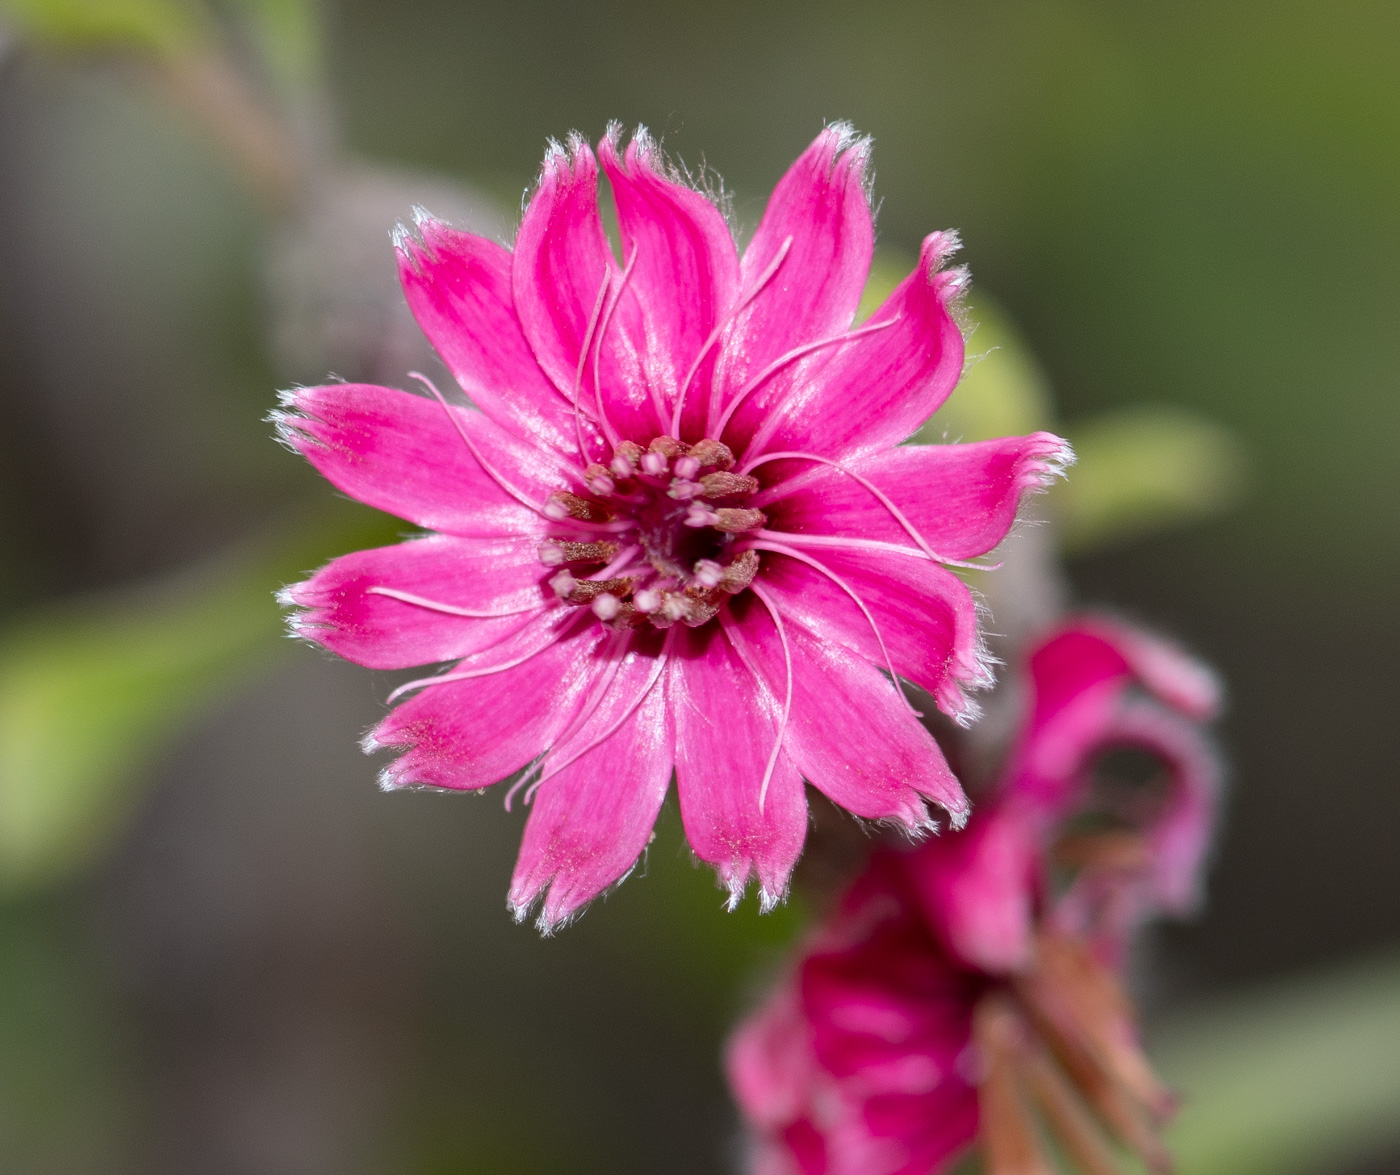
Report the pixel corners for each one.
[751,529,1001,572]
[366,586,541,619]
[746,584,795,813]
[749,539,920,717]
[408,372,553,520]
[593,246,644,439]
[524,628,674,802]
[671,234,794,439]
[709,315,900,443]
[743,449,966,567]
[387,609,587,703]
[570,274,612,461]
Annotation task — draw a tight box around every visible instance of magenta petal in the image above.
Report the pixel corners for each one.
[764,431,1072,562]
[598,128,741,440]
[670,627,806,910]
[274,383,569,535]
[397,217,585,456]
[368,620,608,791]
[713,125,873,432]
[284,534,551,669]
[509,636,675,930]
[900,810,1039,974]
[511,137,616,400]
[727,600,968,830]
[730,233,966,461]
[759,546,988,722]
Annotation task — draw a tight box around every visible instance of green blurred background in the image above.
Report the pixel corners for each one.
[0,1,1396,1172]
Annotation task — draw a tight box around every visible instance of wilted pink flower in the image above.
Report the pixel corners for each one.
[727,618,1220,1175]
[275,123,1070,930]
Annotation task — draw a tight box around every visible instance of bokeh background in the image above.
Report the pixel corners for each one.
[0,1,1396,1173]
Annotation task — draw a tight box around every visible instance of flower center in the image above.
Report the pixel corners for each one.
[538,437,766,629]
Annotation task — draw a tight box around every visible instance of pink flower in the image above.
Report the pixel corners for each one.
[726,618,1220,1175]
[274,123,1070,930]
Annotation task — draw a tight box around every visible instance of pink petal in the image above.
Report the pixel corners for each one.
[727,233,966,461]
[712,124,873,434]
[726,598,968,830]
[511,137,616,398]
[669,626,806,910]
[283,534,552,669]
[757,546,987,722]
[509,635,674,930]
[598,127,741,440]
[511,137,659,445]
[762,431,1072,562]
[274,383,570,535]
[899,810,1039,974]
[396,217,587,456]
[367,618,608,790]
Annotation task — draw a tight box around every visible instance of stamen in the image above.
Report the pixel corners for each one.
[688,438,735,470]
[592,594,622,620]
[538,539,620,567]
[713,507,767,533]
[749,538,921,717]
[548,570,576,597]
[666,479,704,501]
[708,315,901,441]
[544,491,615,523]
[684,503,720,528]
[693,560,723,588]
[673,455,701,480]
[610,440,643,477]
[364,586,539,620]
[634,588,662,613]
[700,471,760,497]
[583,464,616,495]
[641,451,668,476]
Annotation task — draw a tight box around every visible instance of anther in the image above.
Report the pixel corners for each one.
[584,464,616,496]
[713,507,767,533]
[688,439,735,470]
[660,593,689,622]
[591,593,622,620]
[692,559,723,588]
[545,491,614,523]
[684,503,721,528]
[699,471,760,497]
[648,436,687,459]
[538,539,620,566]
[563,576,635,604]
[549,569,577,597]
[640,451,669,476]
[634,588,662,614]
[674,455,701,480]
[667,479,704,500]
[610,440,643,477]
[718,550,760,593]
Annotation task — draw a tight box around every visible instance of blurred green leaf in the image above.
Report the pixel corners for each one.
[0,0,207,58]
[1056,405,1246,552]
[1156,952,1400,1175]
[0,499,400,891]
